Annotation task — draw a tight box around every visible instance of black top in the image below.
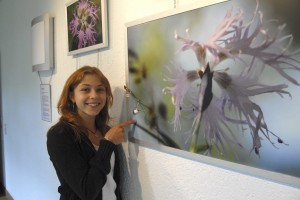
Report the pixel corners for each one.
[47,121,122,200]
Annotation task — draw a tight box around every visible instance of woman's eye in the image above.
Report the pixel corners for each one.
[81,88,90,92]
[97,87,106,92]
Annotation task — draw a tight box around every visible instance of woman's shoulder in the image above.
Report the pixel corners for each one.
[47,120,74,138]
[47,121,82,149]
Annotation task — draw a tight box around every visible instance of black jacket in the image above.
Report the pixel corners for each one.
[47,121,122,200]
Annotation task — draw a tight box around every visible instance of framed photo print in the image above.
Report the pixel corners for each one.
[125,0,300,187]
[66,0,108,55]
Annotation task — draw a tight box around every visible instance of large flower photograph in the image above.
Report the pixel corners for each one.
[66,0,108,55]
[126,0,300,179]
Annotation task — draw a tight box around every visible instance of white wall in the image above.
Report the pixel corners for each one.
[0,0,300,200]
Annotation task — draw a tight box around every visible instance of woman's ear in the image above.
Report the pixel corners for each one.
[69,92,75,103]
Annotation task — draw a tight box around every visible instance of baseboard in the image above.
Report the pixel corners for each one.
[0,183,5,197]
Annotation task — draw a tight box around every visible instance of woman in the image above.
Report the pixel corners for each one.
[47,66,135,200]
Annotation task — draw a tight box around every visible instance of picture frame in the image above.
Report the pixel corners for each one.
[66,0,108,55]
[31,13,54,72]
[125,0,300,188]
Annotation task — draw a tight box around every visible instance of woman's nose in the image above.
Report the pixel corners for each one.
[90,89,98,98]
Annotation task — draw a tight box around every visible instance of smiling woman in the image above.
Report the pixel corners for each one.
[46,66,136,200]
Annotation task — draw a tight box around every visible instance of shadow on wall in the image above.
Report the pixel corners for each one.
[112,87,142,200]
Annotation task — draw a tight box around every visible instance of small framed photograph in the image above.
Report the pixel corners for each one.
[66,0,108,55]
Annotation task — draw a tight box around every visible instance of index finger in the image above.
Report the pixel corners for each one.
[119,120,137,127]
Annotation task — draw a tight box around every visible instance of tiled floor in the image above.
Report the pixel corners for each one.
[0,187,13,200]
[0,197,11,200]
[0,194,13,200]
[0,186,12,199]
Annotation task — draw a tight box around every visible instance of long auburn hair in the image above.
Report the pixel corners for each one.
[56,66,113,138]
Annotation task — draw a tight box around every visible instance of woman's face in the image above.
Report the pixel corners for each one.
[71,74,107,121]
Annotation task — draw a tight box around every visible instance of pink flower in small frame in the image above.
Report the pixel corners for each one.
[69,0,99,49]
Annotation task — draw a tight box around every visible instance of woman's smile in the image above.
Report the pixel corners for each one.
[72,74,107,120]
